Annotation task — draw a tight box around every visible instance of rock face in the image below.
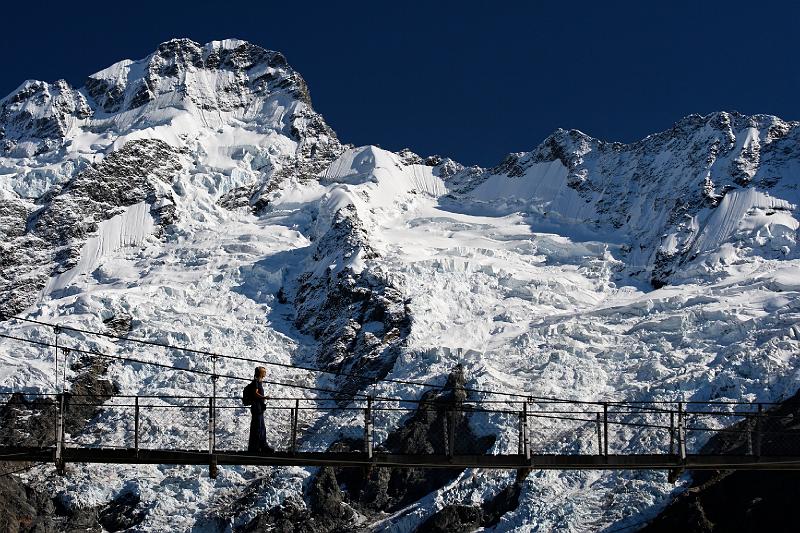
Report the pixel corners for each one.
[0,355,115,532]
[0,79,91,151]
[83,39,310,114]
[1,38,339,158]
[0,138,182,316]
[0,37,344,316]
[294,203,412,398]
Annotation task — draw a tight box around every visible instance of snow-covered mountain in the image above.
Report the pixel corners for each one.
[1,38,799,532]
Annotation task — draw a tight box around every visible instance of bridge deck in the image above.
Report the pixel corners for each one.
[2,447,798,470]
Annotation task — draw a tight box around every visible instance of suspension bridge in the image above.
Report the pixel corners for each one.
[1,314,799,478]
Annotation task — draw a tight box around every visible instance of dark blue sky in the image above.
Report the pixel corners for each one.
[2,1,798,166]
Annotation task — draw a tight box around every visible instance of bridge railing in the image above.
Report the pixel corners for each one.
[1,392,796,460]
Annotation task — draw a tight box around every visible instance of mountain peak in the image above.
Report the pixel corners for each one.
[0,38,328,157]
[83,38,307,114]
[0,78,91,149]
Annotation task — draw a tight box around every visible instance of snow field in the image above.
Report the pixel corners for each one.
[6,138,800,531]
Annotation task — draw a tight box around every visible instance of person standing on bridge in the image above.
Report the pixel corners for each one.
[246,366,269,453]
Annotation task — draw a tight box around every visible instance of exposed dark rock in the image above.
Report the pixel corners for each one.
[239,495,328,533]
[417,504,483,533]
[293,204,411,400]
[97,488,147,532]
[0,352,115,532]
[640,471,799,533]
[0,393,58,448]
[0,471,106,533]
[0,473,58,533]
[0,138,182,317]
[85,39,308,114]
[0,354,114,448]
[241,366,496,532]
[418,470,527,532]
[102,311,132,337]
[642,390,800,532]
[0,79,91,155]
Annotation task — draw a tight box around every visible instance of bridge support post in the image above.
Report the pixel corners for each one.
[603,403,608,457]
[208,396,216,453]
[134,396,139,457]
[53,325,60,392]
[209,456,218,479]
[669,410,675,455]
[364,397,373,460]
[447,405,456,459]
[755,403,763,458]
[55,393,65,476]
[61,348,69,394]
[290,399,299,454]
[596,412,603,456]
[668,402,687,483]
[210,358,217,452]
[677,402,686,461]
[209,396,218,479]
[519,402,530,460]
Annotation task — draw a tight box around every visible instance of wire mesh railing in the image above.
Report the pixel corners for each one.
[2,392,798,463]
[3,313,798,463]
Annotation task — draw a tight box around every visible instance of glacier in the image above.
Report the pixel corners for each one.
[0,38,799,532]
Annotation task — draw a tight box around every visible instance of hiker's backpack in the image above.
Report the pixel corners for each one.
[242,381,257,406]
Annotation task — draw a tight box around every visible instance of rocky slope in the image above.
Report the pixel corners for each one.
[465,112,800,288]
[0,38,799,532]
[641,389,800,532]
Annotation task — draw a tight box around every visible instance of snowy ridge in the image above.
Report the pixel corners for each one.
[316,146,447,243]
[463,112,800,288]
[0,39,799,532]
